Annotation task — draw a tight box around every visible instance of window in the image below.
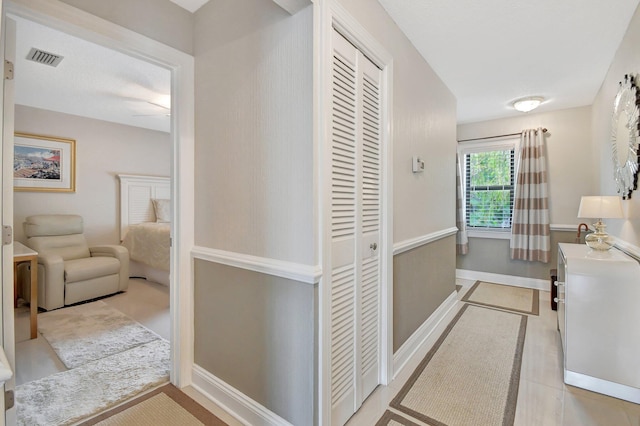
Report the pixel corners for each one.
[463,145,516,230]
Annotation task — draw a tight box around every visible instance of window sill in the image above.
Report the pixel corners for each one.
[467,229,512,240]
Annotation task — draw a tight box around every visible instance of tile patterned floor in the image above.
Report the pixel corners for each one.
[14,278,242,426]
[346,279,639,426]
[16,278,638,425]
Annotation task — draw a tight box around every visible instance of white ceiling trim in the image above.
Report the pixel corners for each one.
[272,0,312,15]
[169,0,210,13]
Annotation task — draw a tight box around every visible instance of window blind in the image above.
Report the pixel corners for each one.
[464,149,515,229]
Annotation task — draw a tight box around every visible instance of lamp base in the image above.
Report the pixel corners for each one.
[585,221,615,251]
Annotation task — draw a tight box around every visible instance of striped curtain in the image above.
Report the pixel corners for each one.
[510,128,550,262]
[456,154,469,254]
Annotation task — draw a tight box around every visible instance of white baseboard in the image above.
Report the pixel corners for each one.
[191,365,293,426]
[392,290,458,379]
[456,269,548,291]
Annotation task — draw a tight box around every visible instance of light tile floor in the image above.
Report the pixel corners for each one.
[346,279,639,426]
[14,278,242,426]
[17,278,638,425]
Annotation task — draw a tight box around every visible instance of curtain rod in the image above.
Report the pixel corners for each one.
[457,128,548,143]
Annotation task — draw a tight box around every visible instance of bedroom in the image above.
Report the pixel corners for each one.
[9,12,175,421]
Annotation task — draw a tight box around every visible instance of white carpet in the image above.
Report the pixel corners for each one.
[16,339,170,426]
[16,300,170,426]
[37,301,162,369]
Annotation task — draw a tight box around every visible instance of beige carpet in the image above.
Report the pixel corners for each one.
[81,384,227,426]
[387,304,527,426]
[461,280,539,315]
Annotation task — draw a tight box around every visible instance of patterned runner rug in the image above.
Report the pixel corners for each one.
[80,384,227,425]
[461,280,539,315]
[379,304,527,426]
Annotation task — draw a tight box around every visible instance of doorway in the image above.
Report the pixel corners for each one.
[1,2,194,424]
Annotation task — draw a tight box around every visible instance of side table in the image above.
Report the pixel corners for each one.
[14,242,38,339]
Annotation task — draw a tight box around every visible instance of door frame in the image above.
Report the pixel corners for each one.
[315,1,394,423]
[2,0,195,398]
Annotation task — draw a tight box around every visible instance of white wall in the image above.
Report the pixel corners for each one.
[457,106,594,225]
[592,3,640,247]
[338,0,458,244]
[14,105,170,245]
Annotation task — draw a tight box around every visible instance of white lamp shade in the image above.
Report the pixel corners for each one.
[578,196,624,219]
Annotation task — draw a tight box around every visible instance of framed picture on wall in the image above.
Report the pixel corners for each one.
[14,132,76,192]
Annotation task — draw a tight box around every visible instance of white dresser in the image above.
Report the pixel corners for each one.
[557,243,640,403]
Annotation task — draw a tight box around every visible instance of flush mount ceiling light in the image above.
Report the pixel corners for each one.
[513,97,544,113]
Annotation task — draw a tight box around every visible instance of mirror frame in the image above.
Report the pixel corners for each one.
[611,74,640,199]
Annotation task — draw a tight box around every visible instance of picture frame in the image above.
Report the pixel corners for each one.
[14,132,76,192]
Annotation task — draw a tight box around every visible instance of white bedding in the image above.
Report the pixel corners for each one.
[121,222,170,272]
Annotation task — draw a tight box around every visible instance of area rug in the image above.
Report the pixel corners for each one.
[387,304,527,426]
[16,339,170,426]
[80,384,227,426]
[461,280,539,315]
[37,300,162,368]
[375,410,421,426]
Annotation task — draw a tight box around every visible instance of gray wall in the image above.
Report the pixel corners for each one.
[34,1,460,423]
[194,260,316,426]
[192,1,315,423]
[13,105,170,245]
[393,236,456,351]
[456,231,580,280]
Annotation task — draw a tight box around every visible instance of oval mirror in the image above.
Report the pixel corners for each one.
[611,74,640,199]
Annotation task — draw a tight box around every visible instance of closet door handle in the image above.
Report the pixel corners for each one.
[370,243,377,251]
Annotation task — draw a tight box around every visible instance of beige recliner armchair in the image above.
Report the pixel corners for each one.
[22,214,129,311]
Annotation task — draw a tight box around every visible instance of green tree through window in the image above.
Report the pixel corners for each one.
[465,149,514,229]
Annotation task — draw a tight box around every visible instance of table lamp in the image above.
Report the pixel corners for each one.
[577,196,624,250]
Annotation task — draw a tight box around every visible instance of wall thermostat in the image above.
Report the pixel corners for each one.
[412,156,425,173]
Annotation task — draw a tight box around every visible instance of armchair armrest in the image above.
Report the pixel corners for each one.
[89,245,128,258]
[37,253,65,310]
[89,245,130,291]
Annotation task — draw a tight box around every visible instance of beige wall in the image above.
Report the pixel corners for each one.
[13,105,170,245]
[592,3,640,247]
[456,106,594,278]
[56,0,194,55]
[457,106,594,225]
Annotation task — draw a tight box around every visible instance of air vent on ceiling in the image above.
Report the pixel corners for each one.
[26,48,64,67]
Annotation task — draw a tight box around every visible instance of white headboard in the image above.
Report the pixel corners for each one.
[118,174,170,241]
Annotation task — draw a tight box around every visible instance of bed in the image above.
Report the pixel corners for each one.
[118,174,171,286]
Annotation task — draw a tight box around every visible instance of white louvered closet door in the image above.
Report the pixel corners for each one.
[330,29,382,426]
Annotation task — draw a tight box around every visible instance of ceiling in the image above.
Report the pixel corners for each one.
[11,1,640,132]
[13,15,171,133]
[376,0,640,124]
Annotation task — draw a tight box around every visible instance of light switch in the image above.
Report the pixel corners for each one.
[412,156,425,173]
